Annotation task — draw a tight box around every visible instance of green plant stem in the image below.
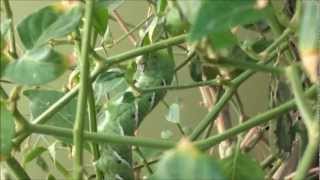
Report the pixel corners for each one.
[134,147,153,174]
[190,86,236,140]
[13,34,186,147]
[87,85,103,180]
[266,8,295,62]
[6,156,31,180]
[196,85,317,150]
[29,124,176,149]
[293,138,320,180]
[213,58,284,74]
[73,0,94,179]
[98,34,187,65]
[142,79,222,93]
[286,65,314,127]
[110,15,153,47]
[174,52,196,72]
[24,85,316,153]
[260,154,277,169]
[260,28,292,57]
[3,0,17,58]
[286,65,320,180]
[190,41,291,141]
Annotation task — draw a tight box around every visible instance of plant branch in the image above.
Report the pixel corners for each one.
[286,65,320,180]
[87,84,103,180]
[29,124,176,149]
[196,85,317,150]
[13,34,186,148]
[73,0,94,179]
[3,0,18,58]
[141,79,223,93]
[6,156,31,180]
[112,10,138,45]
[190,86,236,140]
[23,85,317,153]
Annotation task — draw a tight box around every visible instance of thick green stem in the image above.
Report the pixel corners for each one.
[286,65,314,127]
[73,0,94,179]
[98,34,187,65]
[29,124,176,149]
[293,136,320,180]
[6,156,31,180]
[3,0,18,58]
[196,85,317,150]
[25,85,317,153]
[142,79,222,93]
[260,28,293,57]
[87,85,103,180]
[286,65,320,180]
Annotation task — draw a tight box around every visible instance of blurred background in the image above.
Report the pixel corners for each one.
[1,0,271,178]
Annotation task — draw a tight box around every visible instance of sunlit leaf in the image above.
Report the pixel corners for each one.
[152,140,226,180]
[165,103,180,123]
[17,4,83,49]
[220,152,265,180]
[4,47,68,85]
[0,101,15,160]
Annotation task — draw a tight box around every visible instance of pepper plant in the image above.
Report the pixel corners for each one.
[0,0,319,180]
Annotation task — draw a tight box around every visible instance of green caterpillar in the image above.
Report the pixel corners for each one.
[96,39,175,179]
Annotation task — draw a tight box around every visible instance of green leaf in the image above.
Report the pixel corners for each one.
[97,0,125,11]
[189,1,268,42]
[165,103,180,124]
[157,0,167,14]
[24,89,77,129]
[208,31,237,49]
[0,101,15,160]
[177,0,202,24]
[94,69,128,103]
[165,5,188,36]
[17,4,83,49]
[220,153,265,180]
[23,146,47,166]
[4,47,67,85]
[93,5,108,35]
[152,140,226,180]
[0,19,11,50]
